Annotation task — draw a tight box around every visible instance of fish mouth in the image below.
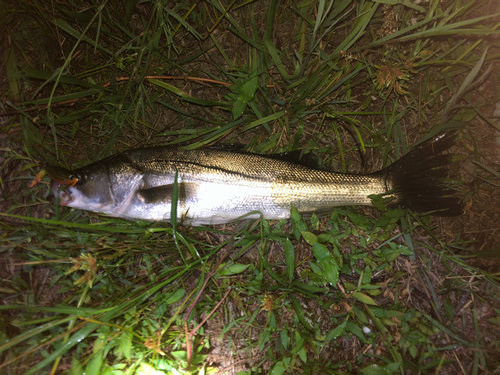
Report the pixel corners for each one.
[46,165,80,206]
[50,179,74,206]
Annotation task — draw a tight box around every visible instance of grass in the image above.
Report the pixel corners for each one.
[1,0,500,374]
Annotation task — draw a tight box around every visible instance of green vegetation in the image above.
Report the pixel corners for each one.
[1,0,500,374]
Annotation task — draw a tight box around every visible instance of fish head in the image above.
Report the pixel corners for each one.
[47,164,114,211]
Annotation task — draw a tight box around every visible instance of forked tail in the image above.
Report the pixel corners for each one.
[385,132,463,216]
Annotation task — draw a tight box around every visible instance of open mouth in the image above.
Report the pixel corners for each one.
[50,180,73,206]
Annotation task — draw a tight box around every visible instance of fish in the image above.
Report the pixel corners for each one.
[46,132,463,226]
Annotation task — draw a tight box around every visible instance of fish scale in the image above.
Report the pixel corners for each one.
[47,133,462,226]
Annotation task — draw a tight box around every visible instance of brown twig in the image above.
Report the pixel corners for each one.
[104,75,232,87]
[0,75,232,116]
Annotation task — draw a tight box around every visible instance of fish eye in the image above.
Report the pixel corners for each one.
[69,173,85,185]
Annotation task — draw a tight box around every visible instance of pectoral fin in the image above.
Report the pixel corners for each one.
[137,183,199,204]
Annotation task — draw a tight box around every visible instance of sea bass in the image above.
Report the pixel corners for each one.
[47,133,462,225]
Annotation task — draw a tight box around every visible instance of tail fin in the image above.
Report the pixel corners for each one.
[385,132,463,216]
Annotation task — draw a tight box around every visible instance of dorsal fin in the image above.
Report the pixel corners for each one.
[264,150,322,170]
[207,144,322,170]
